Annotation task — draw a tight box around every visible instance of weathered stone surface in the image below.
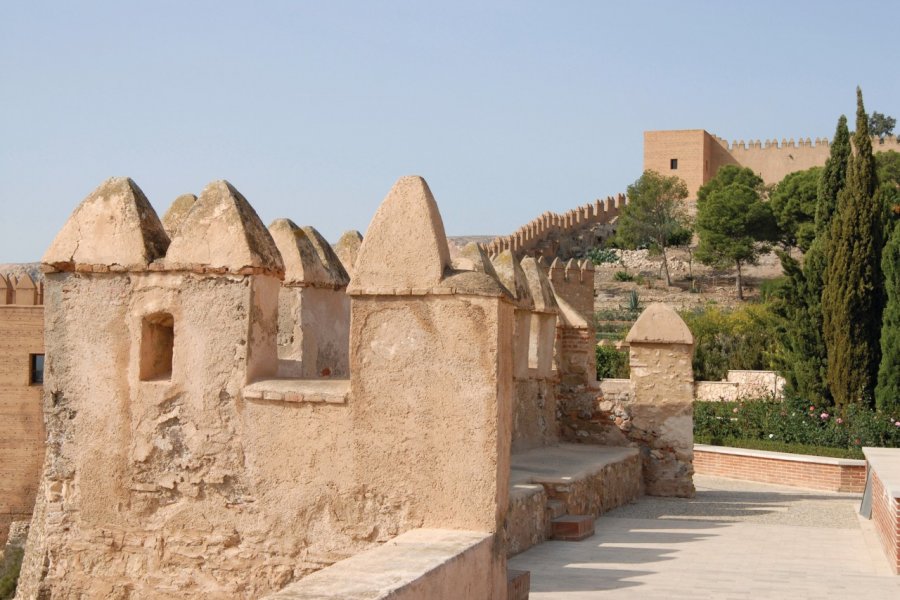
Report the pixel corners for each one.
[333,230,363,278]
[455,242,501,279]
[43,177,170,270]
[269,219,349,288]
[264,529,502,599]
[160,193,197,238]
[519,257,557,313]
[626,304,695,497]
[626,302,693,345]
[350,176,451,292]
[166,180,284,275]
[491,251,535,310]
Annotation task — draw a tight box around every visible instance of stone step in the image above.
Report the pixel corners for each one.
[545,498,566,520]
[550,515,595,541]
[507,568,530,600]
[505,444,641,556]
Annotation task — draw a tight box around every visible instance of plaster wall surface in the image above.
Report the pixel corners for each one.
[277,286,350,378]
[349,294,513,534]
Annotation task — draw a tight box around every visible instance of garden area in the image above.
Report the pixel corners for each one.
[593,89,900,459]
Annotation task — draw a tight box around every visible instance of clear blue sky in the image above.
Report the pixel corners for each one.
[1,1,898,262]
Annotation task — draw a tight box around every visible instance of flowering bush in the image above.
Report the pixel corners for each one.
[694,396,900,454]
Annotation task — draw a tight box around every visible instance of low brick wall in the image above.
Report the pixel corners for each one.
[694,444,866,493]
[863,448,900,575]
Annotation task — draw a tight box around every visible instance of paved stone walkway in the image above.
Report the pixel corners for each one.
[509,475,900,599]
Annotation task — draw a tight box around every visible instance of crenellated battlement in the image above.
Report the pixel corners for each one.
[712,133,900,152]
[41,177,285,279]
[0,272,43,306]
[480,193,627,258]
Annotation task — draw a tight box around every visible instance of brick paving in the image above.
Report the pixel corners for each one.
[509,475,900,599]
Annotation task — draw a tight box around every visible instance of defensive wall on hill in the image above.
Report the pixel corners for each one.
[645,129,900,210]
[480,193,628,260]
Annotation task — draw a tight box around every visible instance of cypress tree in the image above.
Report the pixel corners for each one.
[822,88,883,407]
[815,115,851,236]
[776,116,850,405]
[875,223,900,413]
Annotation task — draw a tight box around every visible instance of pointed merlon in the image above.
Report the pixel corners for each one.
[303,226,350,286]
[161,193,197,238]
[13,273,37,305]
[491,250,535,310]
[334,230,364,278]
[351,176,452,292]
[520,257,558,312]
[455,242,502,282]
[165,180,284,276]
[42,177,170,271]
[0,274,8,304]
[625,302,693,345]
[269,219,349,288]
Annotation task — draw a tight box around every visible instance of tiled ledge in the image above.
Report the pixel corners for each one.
[243,378,350,404]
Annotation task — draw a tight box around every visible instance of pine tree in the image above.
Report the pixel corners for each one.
[775,116,850,406]
[875,223,900,413]
[822,88,884,407]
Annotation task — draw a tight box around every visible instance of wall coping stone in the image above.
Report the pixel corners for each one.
[264,528,492,599]
[243,378,350,404]
[863,447,900,498]
[695,444,866,467]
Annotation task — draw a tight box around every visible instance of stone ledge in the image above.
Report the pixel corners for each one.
[243,379,350,405]
[863,447,900,498]
[695,444,866,467]
[264,529,493,599]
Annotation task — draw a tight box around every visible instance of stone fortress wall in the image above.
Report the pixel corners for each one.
[12,175,698,598]
[0,272,44,546]
[480,193,627,259]
[645,129,900,211]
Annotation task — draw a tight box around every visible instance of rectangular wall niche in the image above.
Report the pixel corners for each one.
[140,312,174,381]
[30,354,44,385]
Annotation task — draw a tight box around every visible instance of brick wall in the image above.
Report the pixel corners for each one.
[870,468,900,574]
[694,445,866,493]
[0,303,45,545]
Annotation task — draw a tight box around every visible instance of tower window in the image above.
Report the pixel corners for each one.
[140,313,174,381]
[30,354,44,385]
[670,158,678,170]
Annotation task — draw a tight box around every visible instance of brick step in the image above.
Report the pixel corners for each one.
[507,569,530,600]
[550,515,595,541]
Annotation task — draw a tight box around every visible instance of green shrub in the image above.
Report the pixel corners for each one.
[680,304,781,381]
[586,247,620,266]
[596,345,630,380]
[0,547,23,600]
[626,289,641,313]
[694,397,900,453]
[613,270,634,282]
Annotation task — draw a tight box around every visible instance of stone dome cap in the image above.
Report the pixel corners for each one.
[625,302,693,345]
